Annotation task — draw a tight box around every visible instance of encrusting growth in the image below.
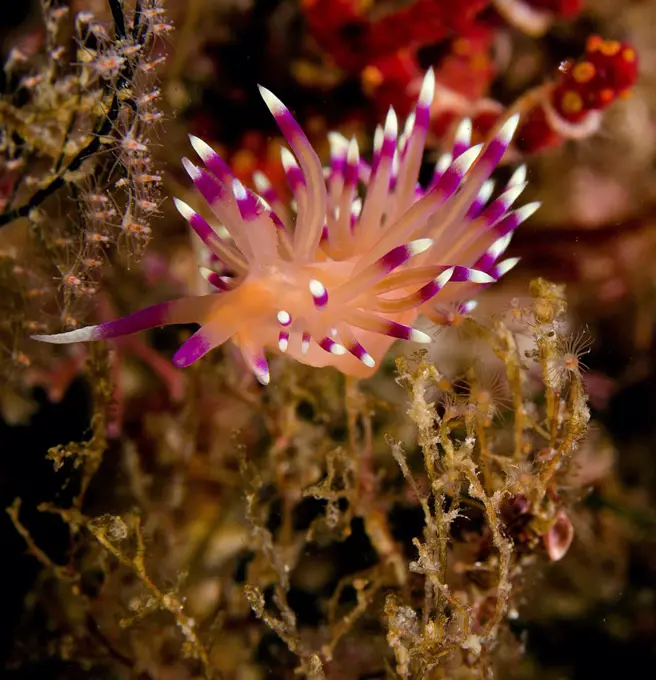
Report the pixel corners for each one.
[33,70,538,384]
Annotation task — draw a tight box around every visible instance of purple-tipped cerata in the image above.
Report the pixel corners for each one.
[33,70,537,384]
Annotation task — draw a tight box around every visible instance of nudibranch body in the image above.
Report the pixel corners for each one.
[34,70,538,384]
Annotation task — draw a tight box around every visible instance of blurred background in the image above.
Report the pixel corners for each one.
[1,1,655,678]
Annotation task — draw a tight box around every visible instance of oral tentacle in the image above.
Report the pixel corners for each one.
[32,296,218,345]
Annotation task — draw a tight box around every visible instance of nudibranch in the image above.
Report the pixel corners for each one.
[33,70,538,385]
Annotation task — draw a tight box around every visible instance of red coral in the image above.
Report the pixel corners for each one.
[552,36,638,123]
[302,0,367,72]
[514,104,560,154]
[361,49,421,119]
[365,0,490,60]
[302,0,490,73]
[302,3,637,159]
[362,23,497,127]
[516,36,638,153]
[524,0,584,18]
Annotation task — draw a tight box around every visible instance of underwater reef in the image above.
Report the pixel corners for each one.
[1,2,655,679]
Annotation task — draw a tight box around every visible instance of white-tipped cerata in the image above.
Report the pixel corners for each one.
[277,310,292,326]
[188,135,215,163]
[252,170,271,192]
[257,84,286,117]
[516,201,541,221]
[173,197,195,221]
[452,144,483,174]
[494,257,521,277]
[409,328,433,344]
[280,146,299,172]
[408,238,433,256]
[181,157,201,180]
[32,327,96,344]
[418,67,435,108]
[508,164,527,187]
[454,117,473,147]
[347,137,360,165]
[384,107,398,138]
[497,113,521,146]
[361,353,376,368]
[435,153,452,175]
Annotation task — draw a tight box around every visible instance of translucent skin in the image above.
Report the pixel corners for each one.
[200,260,420,378]
[33,70,537,385]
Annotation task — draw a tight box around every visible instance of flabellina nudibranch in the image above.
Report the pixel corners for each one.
[33,70,538,385]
